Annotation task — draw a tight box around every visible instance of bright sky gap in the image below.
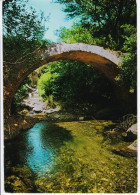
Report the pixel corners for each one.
[28,0,79,42]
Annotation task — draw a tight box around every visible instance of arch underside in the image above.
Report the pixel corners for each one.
[4,43,129,118]
[41,51,120,82]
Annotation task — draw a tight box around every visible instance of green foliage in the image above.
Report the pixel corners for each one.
[57,1,137,94]
[37,72,59,107]
[56,0,136,50]
[3,0,46,39]
[3,0,49,109]
[12,78,31,111]
[118,25,136,91]
[58,25,94,44]
[59,24,120,49]
[3,0,47,64]
[37,60,115,109]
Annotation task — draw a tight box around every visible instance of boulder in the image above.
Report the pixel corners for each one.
[127,140,137,151]
[127,123,137,135]
[124,123,137,141]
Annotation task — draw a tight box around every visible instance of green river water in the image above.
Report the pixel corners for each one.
[5,120,137,193]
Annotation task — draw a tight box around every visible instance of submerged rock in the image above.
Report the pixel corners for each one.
[113,140,137,157]
[127,140,137,151]
[5,166,35,193]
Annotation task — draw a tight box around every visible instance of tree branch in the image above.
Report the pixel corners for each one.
[3,44,42,65]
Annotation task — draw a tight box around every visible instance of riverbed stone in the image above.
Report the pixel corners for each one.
[113,140,137,157]
[113,147,137,157]
[127,123,137,135]
[127,140,137,151]
[123,123,137,141]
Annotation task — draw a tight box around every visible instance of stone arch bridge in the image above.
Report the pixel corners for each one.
[4,43,130,118]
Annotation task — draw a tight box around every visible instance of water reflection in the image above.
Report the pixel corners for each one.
[5,121,73,176]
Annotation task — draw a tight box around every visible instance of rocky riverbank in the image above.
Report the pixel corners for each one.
[4,110,94,140]
[17,88,121,120]
[4,115,41,140]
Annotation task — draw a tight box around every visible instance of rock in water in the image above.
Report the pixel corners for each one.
[128,140,137,151]
[113,140,137,157]
[127,123,137,135]
[125,123,137,141]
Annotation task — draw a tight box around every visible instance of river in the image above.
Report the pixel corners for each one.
[5,120,137,193]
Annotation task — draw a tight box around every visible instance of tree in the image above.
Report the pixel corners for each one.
[37,60,115,110]
[3,0,47,65]
[56,0,136,49]
[57,0,137,102]
[118,25,137,92]
[58,24,111,47]
[3,0,48,111]
[58,25,94,44]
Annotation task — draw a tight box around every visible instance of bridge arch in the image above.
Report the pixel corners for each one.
[4,43,129,118]
[41,43,122,82]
